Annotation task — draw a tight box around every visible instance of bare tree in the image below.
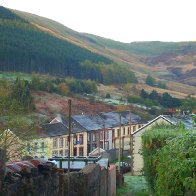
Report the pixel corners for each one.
[0,116,37,162]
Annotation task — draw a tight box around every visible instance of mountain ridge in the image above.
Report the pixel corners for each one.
[1,6,196,89]
[0,6,138,84]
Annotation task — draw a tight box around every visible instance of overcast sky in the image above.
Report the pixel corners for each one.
[1,0,196,43]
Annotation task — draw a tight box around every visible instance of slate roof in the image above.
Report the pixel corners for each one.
[40,122,68,138]
[46,111,146,135]
[73,111,146,131]
[163,115,195,130]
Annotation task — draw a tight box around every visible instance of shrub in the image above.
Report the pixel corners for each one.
[141,124,184,191]
[105,93,111,98]
[156,133,196,195]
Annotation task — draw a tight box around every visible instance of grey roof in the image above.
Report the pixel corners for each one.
[73,115,103,131]
[40,122,68,137]
[46,111,146,135]
[163,115,195,130]
[61,116,87,133]
[73,111,146,131]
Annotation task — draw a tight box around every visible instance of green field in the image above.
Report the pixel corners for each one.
[0,72,32,81]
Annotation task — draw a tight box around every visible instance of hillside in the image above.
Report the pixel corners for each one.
[0,6,137,84]
[13,9,196,87]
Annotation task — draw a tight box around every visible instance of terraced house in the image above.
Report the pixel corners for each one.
[27,111,145,159]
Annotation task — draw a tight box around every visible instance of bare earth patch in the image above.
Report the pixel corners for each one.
[32,91,116,118]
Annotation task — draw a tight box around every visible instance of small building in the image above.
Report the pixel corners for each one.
[131,115,195,175]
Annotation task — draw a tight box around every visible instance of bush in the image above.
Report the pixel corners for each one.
[105,93,111,98]
[141,124,184,191]
[156,133,196,195]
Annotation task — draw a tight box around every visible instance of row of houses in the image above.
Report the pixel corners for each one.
[26,111,146,159]
[26,112,195,176]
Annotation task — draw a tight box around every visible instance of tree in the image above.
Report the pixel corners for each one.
[10,77,35,112]
[105,93,111,99]
[58,83,69,95]
[149,90,159,100]
[140,89,148,99]
[146,75,155,86]
[0,116,37,161]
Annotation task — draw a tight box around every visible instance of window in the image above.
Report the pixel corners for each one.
[79,147,83,156]
[123,127,125,135]
[100,131,103,140]
[74,147,77,156]
[53,138,57,148]
[105,141,109,150]
[112,129,115,138]
[74,135,78,145]
[66,136,69,146]
[100,141,103,149]
[117,129,120,137]
[133,126,136,132]
[87,144,91,154]
[65,149,68,156]
[34,142,38,153]
[87,133,91,142]
[41,142,45,152]
[92,133,96,142]
[79,134,83,145]
[59,150,63,156]
[128,127,130,135]
[59,138,64,148]
[105,131,109,140]
[27,143,31,153]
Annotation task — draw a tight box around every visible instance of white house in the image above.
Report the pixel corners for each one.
[131,114,195,175]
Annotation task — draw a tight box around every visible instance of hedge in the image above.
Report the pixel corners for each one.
[156,133,196,195]
[141,123,187,191]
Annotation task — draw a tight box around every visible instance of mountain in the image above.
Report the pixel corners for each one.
[0,6,196,89]
[0,6,136,84]
[13,8,196,87]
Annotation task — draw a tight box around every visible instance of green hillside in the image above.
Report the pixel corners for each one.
[14,9,196,58]
[82,34,196,57]
[1,6,196,87]
[0,6,137,84]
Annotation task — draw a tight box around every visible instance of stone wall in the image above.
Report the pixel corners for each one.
[64,164,112,196]
[0,162,60,196]
[0,160,114,196]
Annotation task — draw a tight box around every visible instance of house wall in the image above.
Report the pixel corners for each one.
[50,132,88,157]
[113,124,142,151]
[25,137,52,159]
[87,129,111,155]
[72,132,88,157]
[133,118,171,175]
[108,129,113,150]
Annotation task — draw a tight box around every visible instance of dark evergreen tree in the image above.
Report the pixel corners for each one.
[140,89,149,99]
[146,75,155,86]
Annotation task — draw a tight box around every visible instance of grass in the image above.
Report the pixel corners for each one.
[0,72,32,81]
[116,176,150,196]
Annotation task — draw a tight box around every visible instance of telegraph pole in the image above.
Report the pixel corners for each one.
[68,99,72,196]
[129,110,134,175]
[118,113,122,174]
